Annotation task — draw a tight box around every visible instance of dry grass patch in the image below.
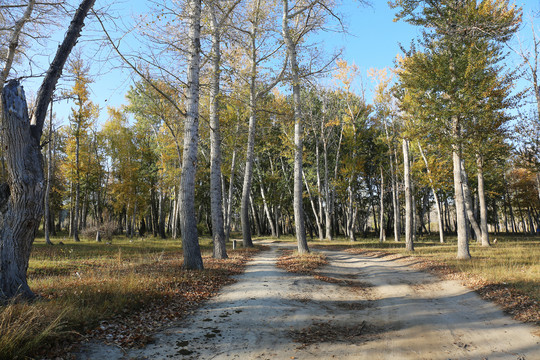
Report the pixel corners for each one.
[276,250,328,274]
[0,237,260,360]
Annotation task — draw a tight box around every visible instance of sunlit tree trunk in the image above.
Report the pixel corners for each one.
[179,0,204,269]
[476,154,490,246]
[282,0,308,253]
[225,148,236,243]
[452,127,470,259]
[208,5,227,259]
[240,4,259,247]
[44,102,54,245]
[323,140,332,240]
[379,166,386,242]
[403,138,414,251]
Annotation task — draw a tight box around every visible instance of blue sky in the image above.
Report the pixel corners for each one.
[22,0,540,127]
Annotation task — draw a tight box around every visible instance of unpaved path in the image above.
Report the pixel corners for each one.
[78,242,539,359]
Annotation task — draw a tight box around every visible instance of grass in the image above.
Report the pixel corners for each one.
[0,234,260,360]
[309,233,540,324]
[276,249,328,274]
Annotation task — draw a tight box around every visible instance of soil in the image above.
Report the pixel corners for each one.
[77,241,539,359]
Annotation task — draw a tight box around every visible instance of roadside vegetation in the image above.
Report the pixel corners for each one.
[0,234,260,360]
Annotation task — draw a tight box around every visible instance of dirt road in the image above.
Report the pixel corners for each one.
[78,242,539,359]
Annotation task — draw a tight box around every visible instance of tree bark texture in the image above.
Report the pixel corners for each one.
[452,143,471,259]
[241,99,256,247]
[225,148,236,243]
[282,0,308,254]
[209,7,227,259]
[460,160,482,242]
[379,166,386,242]
[0,81,44,299]
[179,0,204,270]
[476,154,490,246]
[0,0,95,300]
[402,139,414,251]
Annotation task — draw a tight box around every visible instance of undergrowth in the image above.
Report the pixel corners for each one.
[0,235,259,359]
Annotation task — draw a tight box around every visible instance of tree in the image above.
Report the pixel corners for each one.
[392,0,521,259]
[179,0,204,269]
[63,55,98,241]
[281,0,308,253]
[232,0,288,247]
[0,0,96,300]
[205,0,242,259]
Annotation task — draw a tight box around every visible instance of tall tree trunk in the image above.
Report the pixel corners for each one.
[323,140,332,240]
[0,81,44,299]
[315,139,324,235]
[282,0,308,253]
[179,0,204,270]
[208,7,227,259]
[0,0,96,299]
[403,139,414,251]
[225,148,236,243]
[379,166,386,242]
[452,142,470,259]
[476,154,490,246]
[73,121,81,242]
[158,192,166,238]
[391,154,400,242]
[460,160,482,241]
[44,101,54,245]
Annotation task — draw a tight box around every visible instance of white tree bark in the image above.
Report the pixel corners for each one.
[476,154,490,247]
[452,140,470,259]
[208,3,227,259]
[403,138,414,251]
[282,0,308,253]
[379,166,386,242]
[179,0,204,269]
[323,140,332,240]
[225,148,236,243]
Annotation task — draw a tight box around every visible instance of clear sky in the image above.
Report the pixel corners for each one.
[21,0,540,127]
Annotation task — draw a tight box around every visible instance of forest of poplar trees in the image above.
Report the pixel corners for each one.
[0,0,539,298]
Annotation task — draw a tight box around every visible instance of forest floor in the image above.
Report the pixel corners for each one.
[77,240,540,360]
